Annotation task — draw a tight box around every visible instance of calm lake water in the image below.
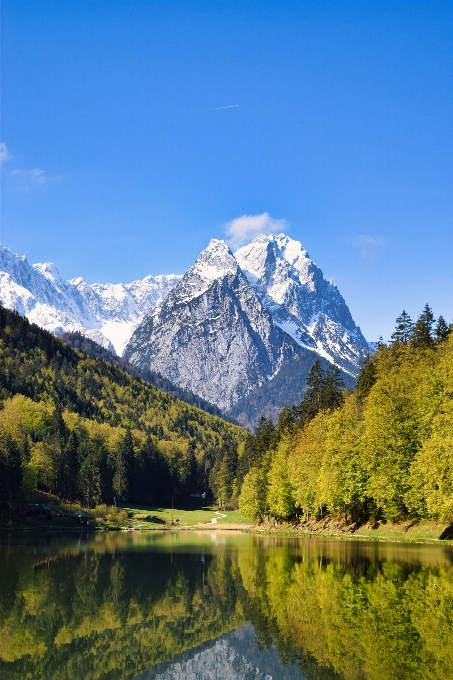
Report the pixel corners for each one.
[0,531,452,680]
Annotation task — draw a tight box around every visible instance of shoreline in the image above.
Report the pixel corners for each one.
[2,520,453,545]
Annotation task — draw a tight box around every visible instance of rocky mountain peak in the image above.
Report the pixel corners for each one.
[235,233,369,375]
[172,239,239,304]
[33,261,65,285]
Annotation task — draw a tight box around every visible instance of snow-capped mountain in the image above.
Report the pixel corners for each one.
[124,239,297,411]
[235,234,369,375]
[1,234,370,416]
[0,246,180,355]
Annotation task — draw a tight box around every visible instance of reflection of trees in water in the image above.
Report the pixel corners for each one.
[0,536,452,680]
[238,540,453,680]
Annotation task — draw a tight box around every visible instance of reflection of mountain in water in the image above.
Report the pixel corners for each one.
[137,623,307,680]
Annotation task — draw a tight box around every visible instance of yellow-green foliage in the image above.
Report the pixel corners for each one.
[236,541,453,680]
[1,533,452,680]
[0,307,246,508]
[240,335,453,523]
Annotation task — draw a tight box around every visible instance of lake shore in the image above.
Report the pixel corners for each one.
[3,507,453,544]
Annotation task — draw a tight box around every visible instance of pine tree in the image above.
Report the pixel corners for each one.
[321,364,345,411]
[113,429,134,503]
[298,359,325,423]
[391,310,413,344]
[0,432,23,511]
[78,439,108,508]
[57,431,79,501]
[298,359,345,424]
[253,416,275,469]
[273,404,297,442]
[435,315,450,342]
[412,304,435,347]
[356,354,378,402]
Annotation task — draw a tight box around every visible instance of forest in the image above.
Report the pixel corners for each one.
[1,302,452,527]
[239,306,453,525]
[0,306,246,513]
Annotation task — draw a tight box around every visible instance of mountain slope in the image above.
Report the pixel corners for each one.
[60,331,236,421]
[124,239,297,411]
[0,245,180,355]
[227,348,356,429]
[235,234,369,375]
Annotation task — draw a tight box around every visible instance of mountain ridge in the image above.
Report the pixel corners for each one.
[0,245,181,355]
[124,239,298,411]
[1,235,370,422]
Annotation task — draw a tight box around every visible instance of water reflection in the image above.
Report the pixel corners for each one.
[0,532,452,680]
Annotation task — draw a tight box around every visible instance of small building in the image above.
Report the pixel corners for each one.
[29,504,52,517]
[74,510,90,526]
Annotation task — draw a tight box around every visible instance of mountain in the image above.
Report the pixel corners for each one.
[138,623,306,680]
[124,239,297,411]
[0,245,181,355]
[228,349,356,430]
[1,235,370,423]
[60,331,237,421]
[235,233,369,375]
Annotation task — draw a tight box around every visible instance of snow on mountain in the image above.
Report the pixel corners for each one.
[1,234,370,414]
[0,245,181,355]
[124,239,297,410]
[235,234,369,375]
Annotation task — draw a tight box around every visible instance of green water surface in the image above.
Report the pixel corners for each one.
[0,531,452,680]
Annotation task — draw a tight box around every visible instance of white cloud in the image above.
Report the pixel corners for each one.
[225,212,289,250]
[351,234,388,258]
[12,168,48,185]
[10,168,64,192]
[0,143,10,165]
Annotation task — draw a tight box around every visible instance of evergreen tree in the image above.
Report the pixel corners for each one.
[253,416,275,469]
[321,364,345,411]
[391,310,413,344]
[298,359,345,424]
[57,431,79,501]
[435,315,450,342]
[182,439,200,497]
[412,304,435,347]
[0,432,23,511]
[356,354,378,402]
[77,439,110,508]
[49,403,68,443]
[113,429,135,503]
[273,404,297,444]
[298,359,325,423]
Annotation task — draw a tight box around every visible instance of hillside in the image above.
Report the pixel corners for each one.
[0,305,246,512]
[238,308,453,526]
[59,331,234,421]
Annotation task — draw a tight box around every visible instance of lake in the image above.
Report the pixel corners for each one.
[0,531,452,680]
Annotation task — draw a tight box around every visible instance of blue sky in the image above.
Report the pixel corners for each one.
[1,0,452,341]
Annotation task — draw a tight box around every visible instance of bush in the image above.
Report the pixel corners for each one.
[93,504,128,525]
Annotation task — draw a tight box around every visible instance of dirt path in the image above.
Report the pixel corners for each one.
[206,510,227,524]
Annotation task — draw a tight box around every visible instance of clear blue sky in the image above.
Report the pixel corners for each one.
[1,0,452,341]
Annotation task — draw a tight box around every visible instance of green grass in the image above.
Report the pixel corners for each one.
[214,509,253,525]
[122,504,223,527]
[121,504,252,528]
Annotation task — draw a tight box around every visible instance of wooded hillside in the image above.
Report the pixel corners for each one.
[239,307,453,525]
[0,306,246,512]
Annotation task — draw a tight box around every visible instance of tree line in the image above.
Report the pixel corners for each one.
[239,304,453,525]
